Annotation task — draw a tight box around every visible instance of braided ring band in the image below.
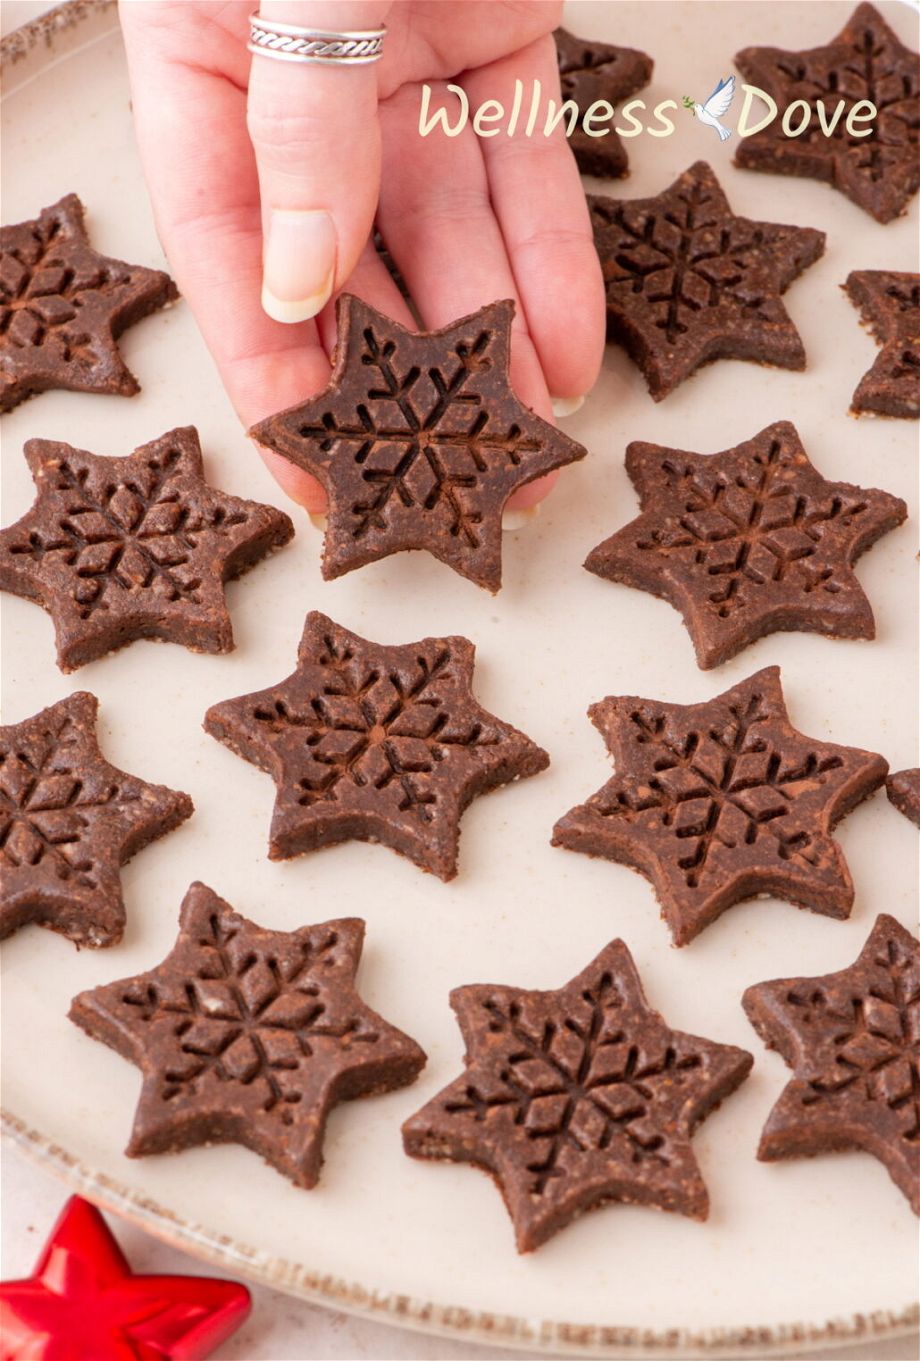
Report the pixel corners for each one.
[248,15,386,65]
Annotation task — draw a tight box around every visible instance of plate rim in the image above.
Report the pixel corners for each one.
[4,1109,918,1360]
[2,4,917,1358]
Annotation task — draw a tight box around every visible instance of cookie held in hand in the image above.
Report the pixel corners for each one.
[250,295,586,591]
[403,937,752,1251]
[743,914,919,1214]
[584,422,907,669]
[0,427,294,670]
[0,193,176,412]
[589,161,824,399]
[552,667,887,946]
[204,611,549,879]
[1,691,192,947]
[69,882,426,1188]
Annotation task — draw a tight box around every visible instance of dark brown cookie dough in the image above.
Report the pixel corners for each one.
[554,27,653,178]
[1,692,192,947]
[735,4,920,225]
[589,161,824,400]
[887,769,920,826]
[0,193,177,412]
[552,666,888,947]
[844,271,920,418]
[584,421,907,669]
[402,937,753,1252]
[743,914,919,1214]
[204,611,549,880]
[249,295,586,591]
[70,882,426,1187]
[0,426,294,671]
[373,231,412,306]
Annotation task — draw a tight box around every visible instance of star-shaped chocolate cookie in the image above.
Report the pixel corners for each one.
[844,271,920,418]
[555,27,654,178]
[69,882,426,1186]
[250,295,586,591]
[584,422,907,669]
[1,692,192,947]
[551,666,887,946]
[887,769,920,826]
[204,612,549,879]
[402,938,753,1252]
[0,426,294,670]
[735,3,920,224]
[743,914,919,1214]
[1,194,177,412]
[590,161,824,400]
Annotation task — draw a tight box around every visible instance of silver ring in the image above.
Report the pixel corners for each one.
[248,15,385,65]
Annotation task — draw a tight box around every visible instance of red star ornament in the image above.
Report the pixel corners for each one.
[0,1196,250,1361]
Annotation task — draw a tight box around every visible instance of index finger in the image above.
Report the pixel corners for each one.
[119,4,331,509]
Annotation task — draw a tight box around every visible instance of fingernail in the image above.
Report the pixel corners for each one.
[502,505,542,532]
[262,209,335,324]
[309,512,328,532]
[551,395,585,418]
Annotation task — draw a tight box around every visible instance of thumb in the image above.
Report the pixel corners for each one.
[247,0,390,323]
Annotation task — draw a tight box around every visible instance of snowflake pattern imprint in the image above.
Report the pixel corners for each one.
[584,422,907,669]
[0,692,192,946]
[250,295,586,590]
[0,427,293,670]
[402,938,753,1251]
[744,914,920,1213]
[735,3,920,223]
[844,271,920,419]
[0,193,176,412]
[589,161,825,399]
[204,612,549,880]
[250,635,488,823]
[69,883,426,1187]
[552,666,888,946]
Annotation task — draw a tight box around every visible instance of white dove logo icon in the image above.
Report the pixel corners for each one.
[683,76,735,141]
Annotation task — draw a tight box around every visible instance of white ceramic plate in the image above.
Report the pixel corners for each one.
[1,2,918,1356]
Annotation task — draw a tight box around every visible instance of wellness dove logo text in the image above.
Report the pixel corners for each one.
[418,78,879,143]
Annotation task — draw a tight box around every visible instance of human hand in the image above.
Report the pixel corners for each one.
[118,0,605,514]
